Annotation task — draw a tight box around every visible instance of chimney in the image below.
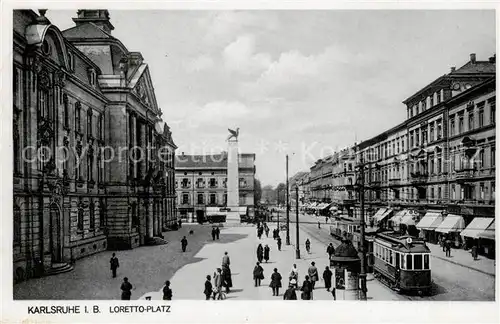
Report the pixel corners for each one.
[470,53,476,64]
[450,67,456,73]
[489,54,496,63]
[72,10,115,34]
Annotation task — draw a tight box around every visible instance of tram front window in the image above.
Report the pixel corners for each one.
[423,254,430,270]
[414,254,423,270]
[406,254,413,270]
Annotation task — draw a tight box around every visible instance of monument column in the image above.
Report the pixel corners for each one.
[226,137,240,222]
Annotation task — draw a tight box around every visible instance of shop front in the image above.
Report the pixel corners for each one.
[416,211,444,243]
[434,214,465,248]
[460,217,495,252]
[478,222,495,259]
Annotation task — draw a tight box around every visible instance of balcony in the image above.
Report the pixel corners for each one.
[455,168,474,183]
[388,177,400,186]
[410,172,428,186]
[341,198,356,205]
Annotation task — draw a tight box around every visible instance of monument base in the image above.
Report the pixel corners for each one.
[225,211,241,223]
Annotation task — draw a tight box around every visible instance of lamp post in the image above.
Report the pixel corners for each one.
[277,189,280,230]
[295,186,300,259]
[286,154,290,245]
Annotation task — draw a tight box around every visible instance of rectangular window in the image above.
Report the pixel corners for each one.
[99,199,105,228]
[182,194,189,204]
[99,114,103,140]
[437,119,442,139]
[469,112,474,131]
[77,207,84,231]
[406,254,413,270]
[491,103,496,125]
[450,117,455,136]
[210,193,216,205]
[458,114,464,133]
[87,110,93,137]
[479,150,485,168]
[75,103,81,132]
[414,254,423,270]
[401,254,406,270]
[480,183,485,199]
[479,109,484,127]
[410,133,414,148]
[438,187,442,199]
[89,202,95,230]
[415,131,419,146]
[63,95,69,127]
[197,193,204,204]
[491,146,495,167]
[430,124,435,142]
[423,254,430,270]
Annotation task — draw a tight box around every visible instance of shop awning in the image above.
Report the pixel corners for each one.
[372,208,387,221]
[401,210,420,226]
[478,222,495,240]
[206,207,225,216]
[390,210,407,226]
[374,208,393,223]
[319,203,333,211]
[416,212,444,230]
[460,217,494,239]
[435,214,465,234]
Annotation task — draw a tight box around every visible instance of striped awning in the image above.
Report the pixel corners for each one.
[461,217,494,239]
[478,222,495,240]
[374,208,393,223]
[417,212,444,230]
[435,214,465,234]
[372,208,387,221]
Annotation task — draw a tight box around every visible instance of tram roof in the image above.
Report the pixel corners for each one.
[375,231,430,253]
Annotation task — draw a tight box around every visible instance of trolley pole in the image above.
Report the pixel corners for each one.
[358,154,367,301]
[295,186,300,259]
[286,154,290,245]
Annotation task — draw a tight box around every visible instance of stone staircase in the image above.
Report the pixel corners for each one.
[45,262,74,276]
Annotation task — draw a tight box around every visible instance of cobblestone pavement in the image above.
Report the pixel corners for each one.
[14,225,246,300]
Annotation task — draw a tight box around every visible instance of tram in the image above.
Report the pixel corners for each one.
[372,231,432,296]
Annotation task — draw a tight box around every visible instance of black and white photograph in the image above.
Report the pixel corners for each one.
[2,2,499,323]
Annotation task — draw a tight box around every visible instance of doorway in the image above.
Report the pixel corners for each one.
[196,210,205,223]
[49,204,62,263]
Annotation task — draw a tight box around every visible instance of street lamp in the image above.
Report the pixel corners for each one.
[295,185,300,259]
[286,154,290,245]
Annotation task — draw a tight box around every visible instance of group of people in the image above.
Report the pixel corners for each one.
[204,252,233,300]
[211,227,221,240]
[439,235,453,257]
[256,222,270,239]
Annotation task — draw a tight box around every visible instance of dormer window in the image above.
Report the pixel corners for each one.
[89,69,97,87]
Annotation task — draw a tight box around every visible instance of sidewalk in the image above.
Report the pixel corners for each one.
[139,223,402,301]
[427,242,495,276]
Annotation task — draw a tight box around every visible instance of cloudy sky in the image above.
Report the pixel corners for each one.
[45,10,496,187]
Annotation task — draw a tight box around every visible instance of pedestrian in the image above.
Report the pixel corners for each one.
[222,251,230,267]
[440,235,445,252]
[120,277,133,300]
[163,280,172,300]
[181,236,188,252]
[318,221,321,229]
[283,283,297,300]
[305,238,311,253]
[211,227,216,241]
[222,265,232,293]
[323,266,332,292]
[300,275,312,300]
[308,261,319,289]
[326,243,335,259]
[213,268,223,299]
[445,239,452,257]
[216,227,220,240]
[178,219,182,228]
[258,227,263,240]
[204,275,213,300]
[471,245,478,261]
[289,264,299,288]
[257,244,264,263]
[277,236,282,251]
[265,226,270,238]
[253,262,264,287]
[270,268,282,296]
[110,253,119,278]
[264,244,270,263]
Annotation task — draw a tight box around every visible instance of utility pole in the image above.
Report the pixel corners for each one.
[295,186,300,259]
[358,153,367,300]
[277,189,280,230]
[286,154,290,245]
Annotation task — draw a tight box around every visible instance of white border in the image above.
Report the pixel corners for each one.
[1,1,499,323]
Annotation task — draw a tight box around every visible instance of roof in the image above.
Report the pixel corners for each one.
[63,22,114,39]
[176,154,227,169]
[451,60,496,75]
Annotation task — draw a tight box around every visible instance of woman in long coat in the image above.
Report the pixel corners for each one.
[257,244,264,263]
[264,245,270,263]
[269,268,282,296]
[253,262,264,287]
[322,266,333,292]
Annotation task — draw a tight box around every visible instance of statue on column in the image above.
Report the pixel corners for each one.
[227,128,239,141]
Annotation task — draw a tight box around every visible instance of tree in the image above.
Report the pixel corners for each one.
[254,179,262,205]
[275,183,286,206]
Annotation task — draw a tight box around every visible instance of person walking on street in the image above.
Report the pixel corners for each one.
[222,251,231,268]
[204,275,213,300]
[264,244,270,263]
[283,283,297,300]
[308,261,319,290]
[300,275,312,300]
[289,264,299,288]
[318,221,321,229]
[440,235,445,252]
[181,236,188,252]
[445,239,452,257]
[253,262,264,287]
[110,253,119,278]
[178,219,182,228]
[323,266,333,292]
[326,243,335,260]
[277,236,282,251]
[120,277,133,300]
[213,268,223,299]
[471,245,478,261]
[265,226,270,238]
[163,280,172,300]
[270,268,282,296]
[215,227,220,240]
[305,238,311,253]
[211,228,216,241]
[257,244,264,263]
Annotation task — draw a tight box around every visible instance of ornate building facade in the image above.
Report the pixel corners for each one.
[13,10,177,283]
[175,153,256,222]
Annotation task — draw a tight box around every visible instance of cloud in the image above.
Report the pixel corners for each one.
[223,34,272,74]
[185,55,215,72]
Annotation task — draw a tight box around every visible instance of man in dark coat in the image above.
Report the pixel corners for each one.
[211,228,216,240]
[277,236,282,251]
[326,243,335,259]
[120,277,133,300]
[270,268,282,296]
[300,275,312,300]
[163,280,172,300]
[178,219,182,228]
[445,239,452,257]
[110,253,119,278]
[308,261,319,289]
[222,251,230,267]
[323,266,333,292]
[471,245,479,260]
[264,245,270,263]
[181,236,188,252]
[283,283,297,300]
[257,244,264,263]
[253,262,264,287]
[222,265,232,293]
[216,227,220,239]
[204,275,213,300]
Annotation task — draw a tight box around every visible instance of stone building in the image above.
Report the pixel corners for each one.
[175,153,256,222]
[13,10,177,283]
